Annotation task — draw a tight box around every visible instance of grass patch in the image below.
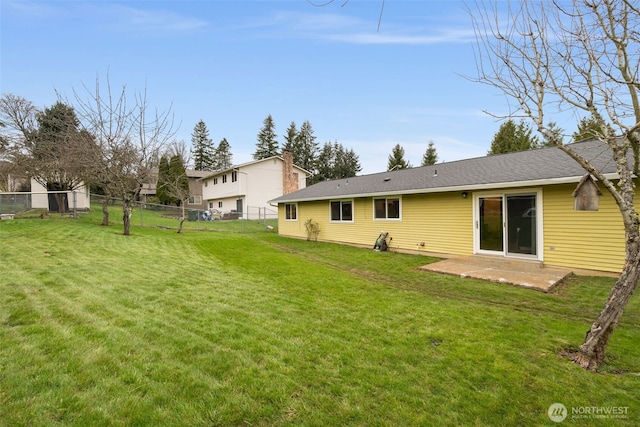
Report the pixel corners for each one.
[1,216,639,426]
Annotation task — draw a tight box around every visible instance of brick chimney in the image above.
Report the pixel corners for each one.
[282,150,298,195]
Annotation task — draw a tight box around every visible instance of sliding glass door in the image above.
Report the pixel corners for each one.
[506,194,537,256]
[479,196,503,252]
[476,192,539,259]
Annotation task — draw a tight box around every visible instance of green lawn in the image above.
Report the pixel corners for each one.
[0,215,638,426]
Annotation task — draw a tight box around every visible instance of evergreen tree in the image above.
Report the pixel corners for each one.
[253,114,278,160]
[27,102,94,213]
[387,143,412,171]
[281,121,298,154]
[156,156,171,204]
[295,120,319,173]
[311,140,361,184]
[335,145,361,178]
[157,155,189,206]
[487,119,540,155]
[214,138,233,170]
[421,140,438,166]
[313,142,335,184]
[542,122,564,146]
[169,154,189,206]
[572,116,615,142]
[191,120,215,170]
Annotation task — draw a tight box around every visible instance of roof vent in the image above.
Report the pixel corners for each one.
[433,169,438,177]
[384,177,391,182]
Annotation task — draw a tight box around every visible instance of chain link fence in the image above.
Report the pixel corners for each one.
[90,194,278,233]
[0,191,279,233]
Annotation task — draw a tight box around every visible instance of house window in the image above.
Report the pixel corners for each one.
[204,181,208,187]
[209,202,214,209]
[374,197,401,220]
[330,200,353,222]
[285,203,297,221]
[222,174,227,183]
[218,201,223,208]
[188,195,202,205]
[231,171,238,182]
[213,178,218,185]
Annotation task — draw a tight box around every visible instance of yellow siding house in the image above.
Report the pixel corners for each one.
[271,140,629,274]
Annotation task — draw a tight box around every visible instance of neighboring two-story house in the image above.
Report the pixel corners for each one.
[201,152,309,220]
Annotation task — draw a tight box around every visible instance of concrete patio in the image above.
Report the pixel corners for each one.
[418,255,576,292]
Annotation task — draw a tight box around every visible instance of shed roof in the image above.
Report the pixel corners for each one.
[270,140,617,203]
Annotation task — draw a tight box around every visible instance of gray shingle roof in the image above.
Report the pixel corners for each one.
[270,140,617,203]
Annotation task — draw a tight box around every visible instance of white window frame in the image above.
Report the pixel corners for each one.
[330,199,354,223]
[373,196,402,221]
[188,195,202,205]
[285,203,298,221]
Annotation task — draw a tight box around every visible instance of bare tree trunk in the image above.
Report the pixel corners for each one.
[122,203,132,236]
[574,232,640,370]
[177,200,186,234]
[101,196,110,226]
[54,193,67,214]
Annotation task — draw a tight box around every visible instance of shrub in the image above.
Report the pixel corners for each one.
[304,218,320,241]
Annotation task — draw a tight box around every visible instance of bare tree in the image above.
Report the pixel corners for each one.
[0,94,38,191]
[0,95,94,213]
[69,76,176,235]
[470,0,640,370]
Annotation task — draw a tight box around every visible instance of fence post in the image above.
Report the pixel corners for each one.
[72,191,77,218]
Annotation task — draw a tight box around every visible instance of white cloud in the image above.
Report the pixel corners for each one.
[84,3,209,34]
[261,10,474,45]
[2,1,61,19]
[325,29,476,45]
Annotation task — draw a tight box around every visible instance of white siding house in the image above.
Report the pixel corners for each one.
[201,154,309,219]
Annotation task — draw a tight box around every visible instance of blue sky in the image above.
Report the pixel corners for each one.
[1,0,547,174]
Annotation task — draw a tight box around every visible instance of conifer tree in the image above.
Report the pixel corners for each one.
[169,154,189,204]
[542,122,564,147]
[253,114,278,160]
[191,120,215,170]
[487,120,540,155]
[311,140,361,184]
[334,144,361,178]
[387,143,412,171]
[156,156,171,204]
[295,120,319,173]
[157,155,189,206]
[421,140,438,166]
[572,117,615,143]
[215,138,233,170]
[313,142,335,184]
[282,121,298,154]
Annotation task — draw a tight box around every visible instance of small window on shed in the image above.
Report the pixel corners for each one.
[572,174,601,211]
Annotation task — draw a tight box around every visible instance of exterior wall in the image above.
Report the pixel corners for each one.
[542,183,625,272]
[279,193,474,255]
[202,158,306,218]
[186,176,207,210]
[30,179,90,210]
[279,182,630,273]
[206,196,241,213]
